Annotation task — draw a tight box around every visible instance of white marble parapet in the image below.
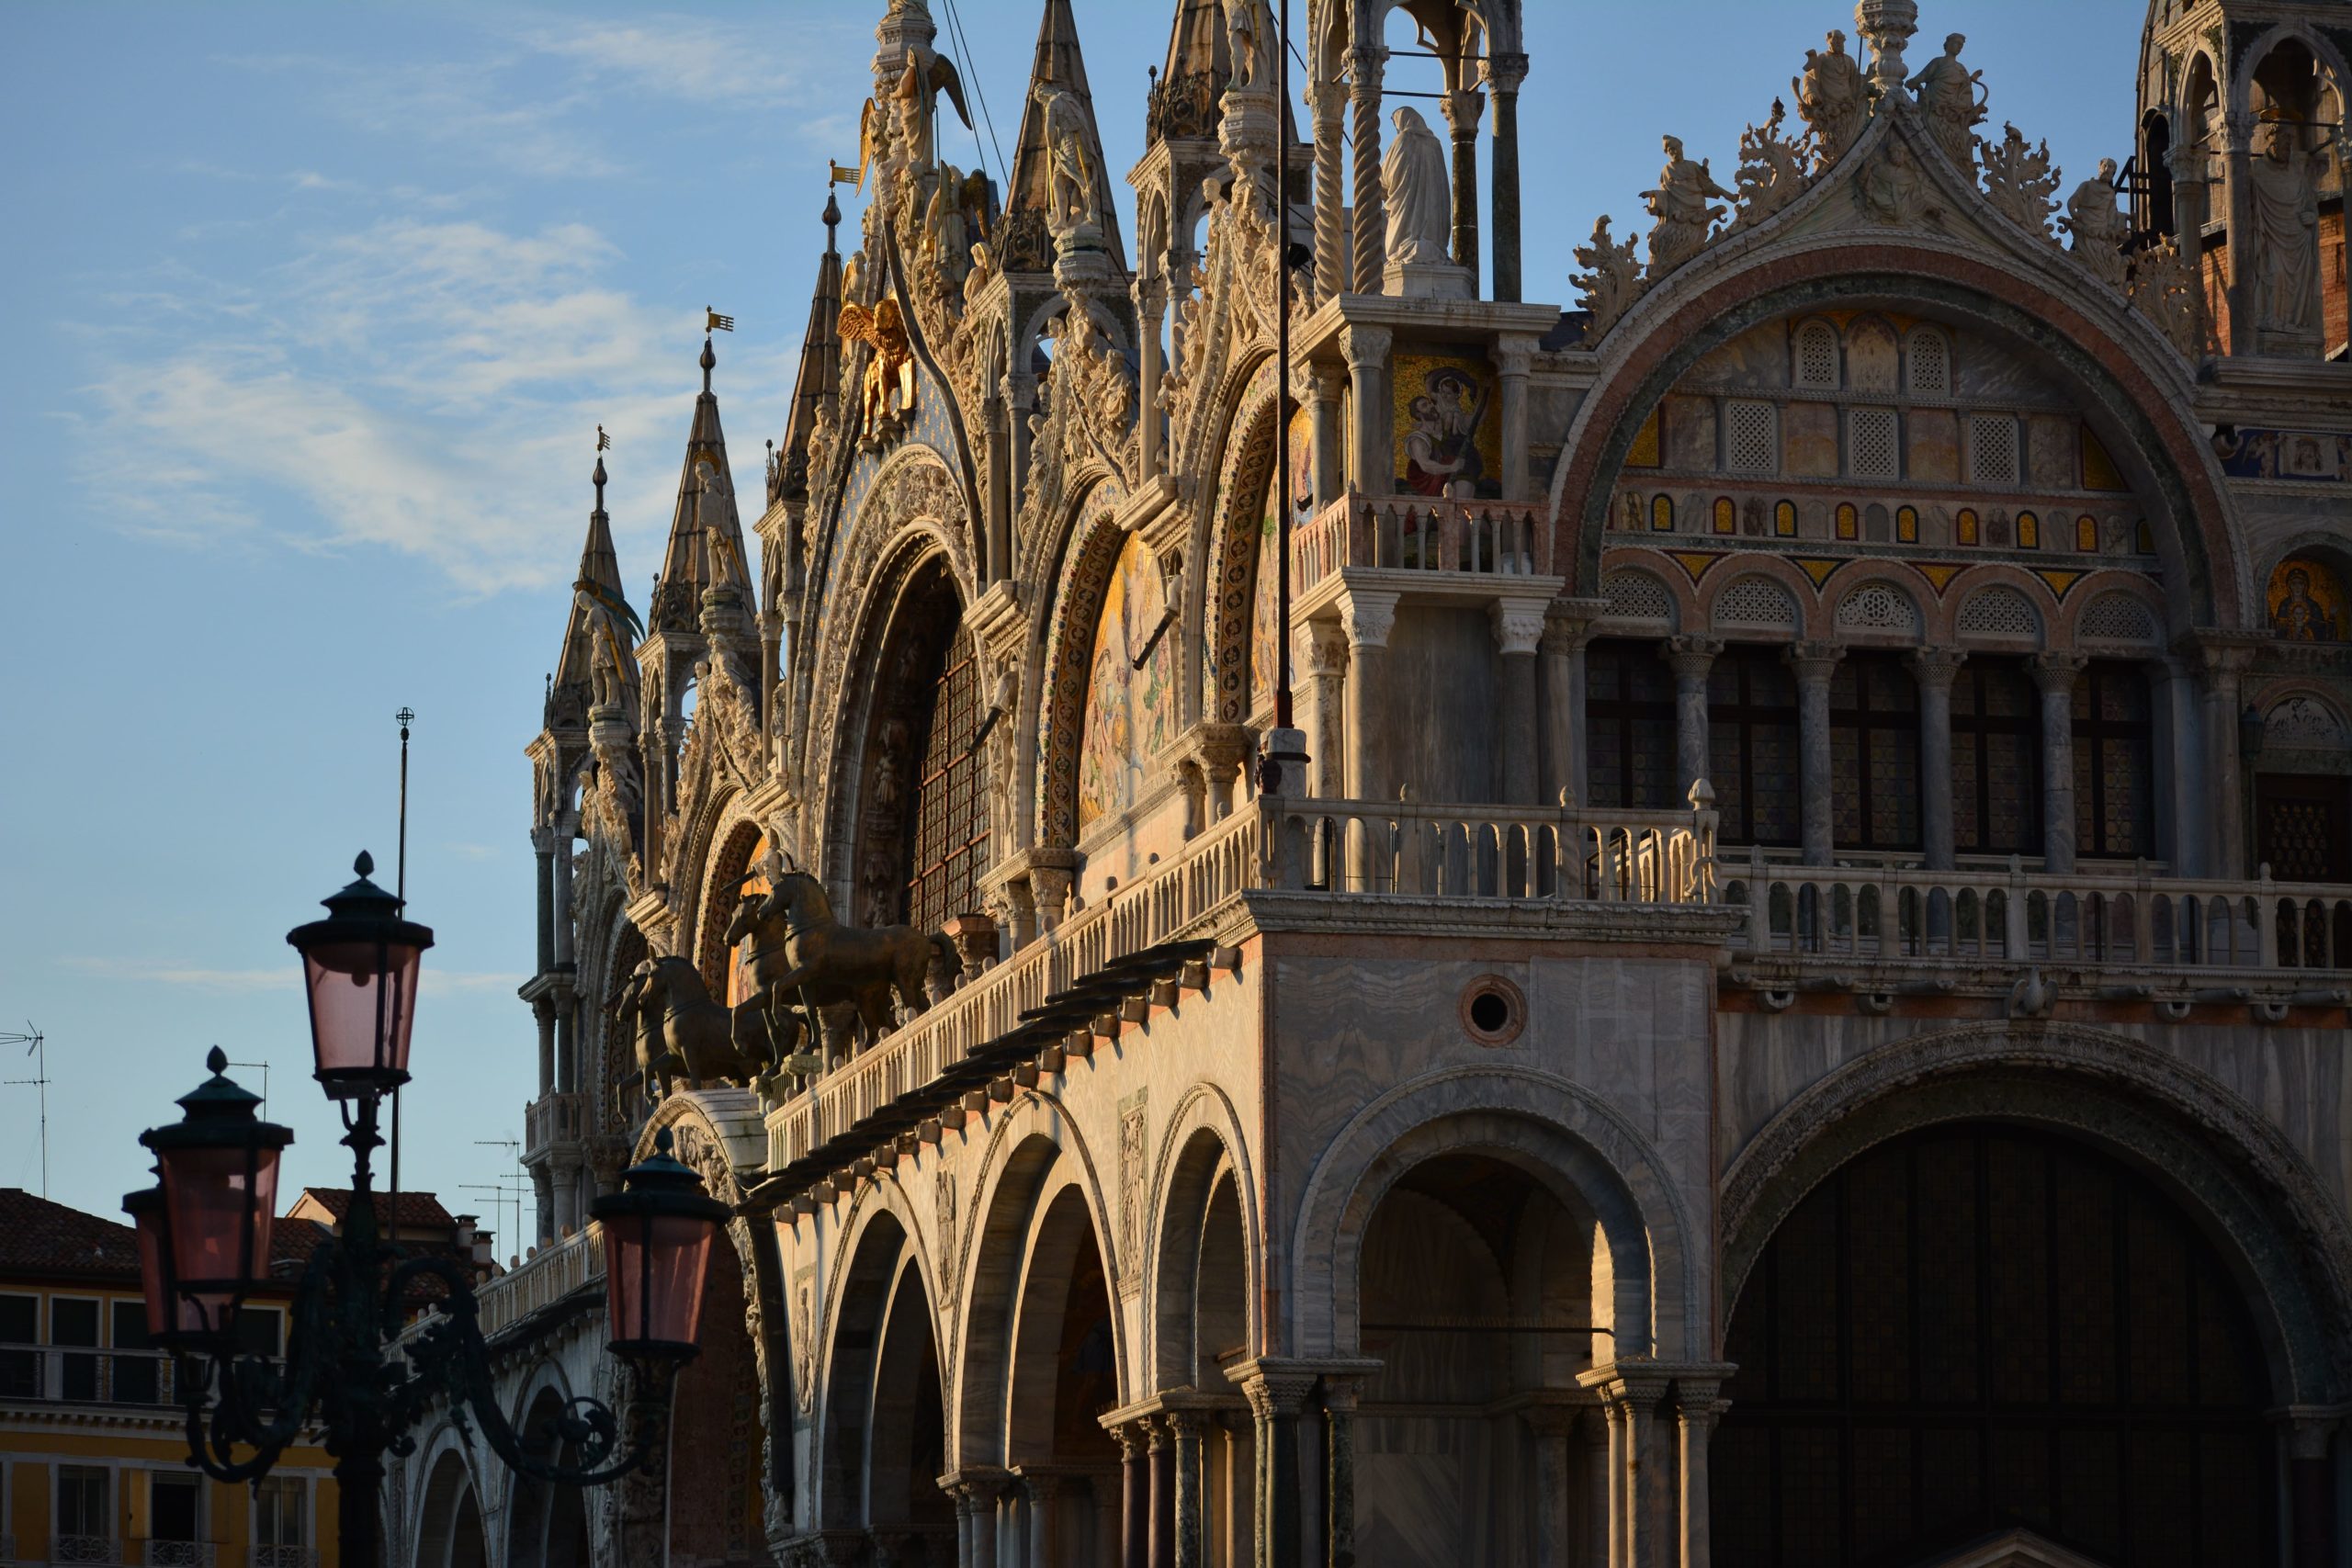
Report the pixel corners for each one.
[470,1223,604,1338]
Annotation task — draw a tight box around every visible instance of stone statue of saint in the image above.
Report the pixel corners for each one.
[1224,0,1277,92]
[2062,158,2129,288]
[1641,135,1734,276]
[2249,122,2321,340]
[1793,29,1865,164]
[962,240,995,313]
[1907,33,1985,168]
[1382,107,1452,266]
[1858,138,1928,226]
[1035,85,1104,251]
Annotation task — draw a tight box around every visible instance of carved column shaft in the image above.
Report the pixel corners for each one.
[1170,1412,1204,1568]
[1442,86,1483,275]
[1323,1382,1360,1568]
[1310,367,1345,513]
[1138,276,1169,478]
[2222,114,2256,356]
[987,393,1013,582]
[1347,49,1388,294]
[1788,642,1844,866]
[1340,325,1390,495]
[1148,1417,1176,1568]
[1666,637,1724,807]
[551,819,575,964]
[1300,622,1350,800]
[1912,649,1966,871]
[1495,604,1546,806]
[1007,370,1039,536]
[1676,1389,1729,1568]
[534,832,557,973]
[1488,54,1527,303]
[1116,1423,1148,1568]
[2197,643,2251,877]
[1312,84,1348,300]
[2033,651,2086,874]
[1493,333,1535,503]
[534,998,557,1100]
[1340,591,1398,807]
[1540,615,1594,808]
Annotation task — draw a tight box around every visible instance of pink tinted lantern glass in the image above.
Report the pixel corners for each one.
[158,1145,281,1335]
[300,939,422,1089]
[128,1199,174,1338]
[603,1213,714,1352]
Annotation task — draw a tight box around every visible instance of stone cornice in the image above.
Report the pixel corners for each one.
[1229,889,1747,949]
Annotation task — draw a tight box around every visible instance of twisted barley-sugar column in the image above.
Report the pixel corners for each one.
[1348,47,1387,295]
[1312,80,1347,299]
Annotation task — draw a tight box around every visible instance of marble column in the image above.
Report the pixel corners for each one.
[2166,140,2207,327]
[2193,637,2256,878]
[1676,1389,1730,1568]
[1542,610,1597,807]
[1138,274,1169,478]
[2031,651,2086,874]
[1026,1473,1061,1568]
[987,389,1012,581]
[1311,81,1348,300]
[1340,590,1398,806]
[1346,47,1388,295]
[1442,85,1483,275]
[1340,325,1391,494]
[1322,1379,1362,1568]
[533,828,556,974]
[534,998,556,1100]
[2279,1409,2340,1568]
[531,1166,554,1244]
[1093,1474,1123,1568]
[1115,1423,1148,1568]
[1495,602,1547,805]
[1309,367,1345,512]
[1170,1412,1204,1568]
[1195,726,1251,821]
[1787,641,1844,866]
[550,816,576,965]
[1487,52,1527,303]
[554,992,576,1093]
[1007,369,1039,525]
[2222,112,2256,356]
[1299,621,1350,798]
[1665,637,1724,807]
[1911,649,1966,871]
[1148,1418,1176,1568]
[1492,333,1537,503]
[1580,1408,1611,1568]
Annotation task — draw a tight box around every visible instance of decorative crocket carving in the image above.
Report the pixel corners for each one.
[1977,122,2060,242]
[1726,98,1813,234]
[2128,237,2206,360]
[1055,304,1140,485]
[1572,214,1646,340]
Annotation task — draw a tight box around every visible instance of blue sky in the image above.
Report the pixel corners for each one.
[0,2,2138,1247]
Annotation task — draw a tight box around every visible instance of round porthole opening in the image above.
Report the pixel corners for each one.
[1459,976,1525,1045]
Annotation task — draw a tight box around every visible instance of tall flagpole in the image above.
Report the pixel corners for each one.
[390,707,412,1253]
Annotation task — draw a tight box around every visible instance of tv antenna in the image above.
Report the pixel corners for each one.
[224,1056,272,1119]
[3,1023,50,1198]
[467,1138,530,1263]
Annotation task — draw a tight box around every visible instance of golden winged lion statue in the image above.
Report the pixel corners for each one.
[838,297,917,435]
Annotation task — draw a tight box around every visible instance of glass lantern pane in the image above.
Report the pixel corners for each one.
[604,1213,715,1350]
[160,1144,280,1329]
[302,941,422,1082]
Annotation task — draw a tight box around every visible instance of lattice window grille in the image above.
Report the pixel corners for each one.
[1849,408,1900,480]
[1970,414,2019,486]
[1794,321,1839,389]
[1835,581,1921,635]
[2076,592,2158,644]
[1957,585,2041,639]
[1603,570,1673,626]
[1727,400,1780,474]
[1713,577,1800,629]
[1906,329,1951,395]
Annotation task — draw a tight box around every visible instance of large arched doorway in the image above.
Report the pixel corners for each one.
[413,1450,488,1568]
[504,1386,591,1568]
[1001,1185,1122,1567]
[821,1209,953,1555]
[1352,1152,1601,1568]
[1713,1122,2274,1566]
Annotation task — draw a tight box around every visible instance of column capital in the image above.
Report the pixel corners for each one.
[1340,322,1392,369]
[1338,587,1399,650]
[1664,635,1724,680]
[1486,51,1530,95]
[1310,363,1347,400]
[1785,639,1845,682]
[1542,596,1610,655]
[1441,85,1487,135]
[1577,1361,1673,1409]
[2268,1404,2347,1460]
[1493,598,1549,656]
[1909,645,1969,688]
[937,1464,1012,1505]
[1491,331,1540,378]
[1299,617,1351,676]
[1343,44,1388,92]
[1102,1417,1148,1461]
[1224,1355,1356,1416]
[2177,628,2262,678]
[2030,649,2089,693]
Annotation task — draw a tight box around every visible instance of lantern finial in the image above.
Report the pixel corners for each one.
[355,850,374,878]
[206,1044,227,1075]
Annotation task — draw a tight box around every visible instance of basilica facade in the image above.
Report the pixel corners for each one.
[394,1,2352,1564]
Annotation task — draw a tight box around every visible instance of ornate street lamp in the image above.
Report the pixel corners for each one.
[128,852,728,1568]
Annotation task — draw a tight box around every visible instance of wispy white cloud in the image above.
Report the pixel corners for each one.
[62,957,526,997]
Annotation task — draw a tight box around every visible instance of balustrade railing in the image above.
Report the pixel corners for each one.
[525,1090,585,1155]
[1292,491,1555,596]
[143,1541,218,1567]
[249,1549,320,1568]
[53,1538,118,1565]
[1724,852,2352,975]
[467,1223,604,1339]
[1261,798,1718,905]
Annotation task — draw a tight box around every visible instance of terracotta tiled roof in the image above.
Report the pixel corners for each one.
[294,1188,458,1231]
[0,1188,142,1282]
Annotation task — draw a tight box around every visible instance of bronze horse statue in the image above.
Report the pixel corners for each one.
[608,955,767,1100]
[724,859,955,1068]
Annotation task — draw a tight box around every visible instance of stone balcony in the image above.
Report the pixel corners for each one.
[522,1089,588,1161]
[1291,489,1559,607]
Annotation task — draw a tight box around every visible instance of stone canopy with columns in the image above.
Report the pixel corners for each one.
[442,3,2352,1566]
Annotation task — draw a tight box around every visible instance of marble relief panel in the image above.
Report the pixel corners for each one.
[2027,413,2077,489]
[1907,408,1961,482]
[1784,401,1838,477]
[1663,394,1717,469]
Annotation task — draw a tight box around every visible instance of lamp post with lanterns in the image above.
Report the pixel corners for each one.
[127,852,728,1568]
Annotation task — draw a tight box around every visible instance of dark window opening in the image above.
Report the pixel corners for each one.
[1830,654,1922,852]
[1951,659,2042,856]
[1708,647,1803,847]
[2072,661,2154,859]
[1585,640,1677,810]
[901,621,989,932]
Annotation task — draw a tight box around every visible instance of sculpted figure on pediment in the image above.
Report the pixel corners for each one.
[1224,0,1277,93]
[1793,29,1866,165]
[1382,107,1452,265]
[1642,135,1734,276]
[2249,122,2322,339]
[1858,138,1929,227]
[2061,159,2130,288]
[1908,33,1985,169]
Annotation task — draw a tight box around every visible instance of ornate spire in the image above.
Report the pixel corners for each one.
[1000,0,1126,273]
[649,335,749,634]
[550,434,639,727]
[774,189,847,508]
[1148,0,1231,143]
